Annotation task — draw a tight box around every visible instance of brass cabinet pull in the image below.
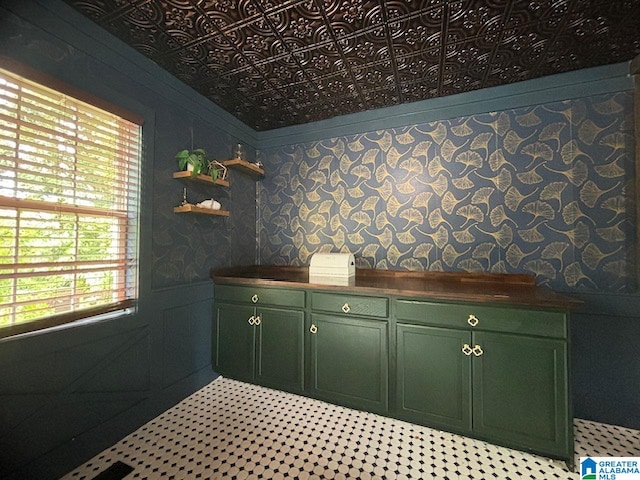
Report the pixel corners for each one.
[310,324,318,334]
[342,303,351,314]
[251,294,259,304]
[461,343,473,356]
[467,314,479,327]
[472,345,484,357]
[254,315,261,326]
[248,315,255,325]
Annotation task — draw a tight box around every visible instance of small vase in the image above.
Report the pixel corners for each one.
[233,143,244,160]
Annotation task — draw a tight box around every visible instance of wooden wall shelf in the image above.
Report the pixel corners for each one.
[173,205,230,216]
[173,171,229,187]
[222,158,264,177]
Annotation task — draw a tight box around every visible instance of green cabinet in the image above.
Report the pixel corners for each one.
[395,299,571,461]
[309,313,388,414]
[311,292,389,318]
[308,291,390,414]
[472,331,569,457]
[213,286,305,393]
[255,306,304,391]
[396,324,471,431]
[213,281,573,464]
[215,284,305,308]
[214,302,255,381]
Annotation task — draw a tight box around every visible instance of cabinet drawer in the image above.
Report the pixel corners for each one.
[395,300,566,338]
[215,284,305,308]
[312,292,389,318]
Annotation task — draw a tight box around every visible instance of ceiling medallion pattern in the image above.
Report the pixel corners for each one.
[64,0,640,131]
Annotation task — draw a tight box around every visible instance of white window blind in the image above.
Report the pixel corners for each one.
[0,64,141,337]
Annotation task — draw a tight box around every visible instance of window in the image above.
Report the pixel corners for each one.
[0,62,142,338]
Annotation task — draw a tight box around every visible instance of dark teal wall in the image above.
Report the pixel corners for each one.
[0,1,257,478]
[152,108,257,289]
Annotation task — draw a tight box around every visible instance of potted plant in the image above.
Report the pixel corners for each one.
[176,148,206,175]
[176,148,220,182]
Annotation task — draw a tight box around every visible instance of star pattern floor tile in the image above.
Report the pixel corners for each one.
[62,377,640,480]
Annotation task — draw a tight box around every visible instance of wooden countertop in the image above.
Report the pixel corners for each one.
[211,266,582,310]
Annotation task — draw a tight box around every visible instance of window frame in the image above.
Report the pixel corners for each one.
[0,56,143,339]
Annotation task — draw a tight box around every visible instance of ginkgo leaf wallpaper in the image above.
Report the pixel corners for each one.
[257,91,635,292]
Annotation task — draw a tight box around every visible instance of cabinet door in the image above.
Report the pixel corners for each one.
[472,331,570,458]
[213,303,255,382]
[310,314,388,413]
[256,307,305,393]
[396,324,472,433]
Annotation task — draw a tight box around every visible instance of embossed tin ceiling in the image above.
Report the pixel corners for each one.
[63,0,640,131]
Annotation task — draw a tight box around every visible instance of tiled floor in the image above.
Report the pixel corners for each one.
[63,377,640,480]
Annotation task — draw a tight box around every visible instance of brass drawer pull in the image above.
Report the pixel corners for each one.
[467,314,479,327]
[248,315,255,325]
[462,343,473,356]
[251,294,259,304]
[310,324,318,334]
[254,315,261,326]
[342,303,351,314]
[472,345,484,357]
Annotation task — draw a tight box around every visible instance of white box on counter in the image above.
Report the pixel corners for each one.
[309,253,355,285]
